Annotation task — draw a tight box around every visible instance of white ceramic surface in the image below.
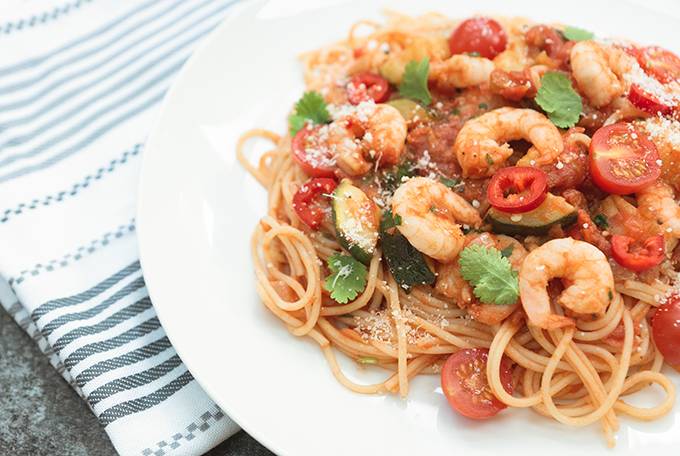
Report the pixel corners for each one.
[137,1,680,454]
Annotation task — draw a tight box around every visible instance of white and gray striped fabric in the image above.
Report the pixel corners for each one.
[0,1,241,455]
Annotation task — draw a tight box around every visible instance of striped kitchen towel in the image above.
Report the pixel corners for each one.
[0,1,242,455]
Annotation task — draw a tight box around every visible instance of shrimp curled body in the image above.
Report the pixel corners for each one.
[330,103,408,176]
[436,233,527,325]
[429,55,495,90]
[454,107,564,178]
[570,41,634,108]
[392,177,481,262]
[637,181,680,238]
[519,238,615,330]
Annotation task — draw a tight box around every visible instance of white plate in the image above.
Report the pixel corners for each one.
[137,1,680,454]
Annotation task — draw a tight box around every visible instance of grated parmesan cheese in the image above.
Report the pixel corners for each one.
[623,59,679,107]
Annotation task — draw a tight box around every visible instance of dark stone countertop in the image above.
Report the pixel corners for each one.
[0,306,274,456]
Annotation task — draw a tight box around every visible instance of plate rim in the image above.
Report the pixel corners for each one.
[136,1,680,455]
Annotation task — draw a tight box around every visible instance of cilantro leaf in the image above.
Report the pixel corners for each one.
[288,114,306,136]
[459,245,519,305]
[380,209,402,232]
[399,58,432,106]
[535,72,583,128]
[324,254,367,304]
[288,91,331,136]
[563,26,594,42]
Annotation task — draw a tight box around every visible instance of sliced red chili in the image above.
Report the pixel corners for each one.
[611,234,665,272]
[487,167,548,213]
[347,73,391,105]
[292,178,337,230]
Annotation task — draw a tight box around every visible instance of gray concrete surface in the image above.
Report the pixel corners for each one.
[0,306,273,456]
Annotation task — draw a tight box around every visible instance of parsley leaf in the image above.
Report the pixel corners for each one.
[593,213,609,229]
[288,91,331,136]
[535,72,583,128]
[399,58,432,106]
[323,254,368,304]
[563,26,594,42]
[459,245,519,305]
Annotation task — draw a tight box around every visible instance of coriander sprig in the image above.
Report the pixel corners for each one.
[288,91,331,136]
[459,245,520,305]
[323,253,368,303]
[535,72,583,128]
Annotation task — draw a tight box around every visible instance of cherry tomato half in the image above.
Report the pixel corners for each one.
[487,167,548,213]
[292,178,337,229]
[449,17,507,60]
[292,125,336,178]
[347,73,391,105]
[589,123,661,195]
[652,295,680,371]
[441,348,513,420]
[628,84,673,116]
[636,46,680,84]
[611,234,665,272]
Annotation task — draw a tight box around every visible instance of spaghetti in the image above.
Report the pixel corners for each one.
[238,11,679,447]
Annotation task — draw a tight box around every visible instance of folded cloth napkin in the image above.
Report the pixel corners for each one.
[0,1,242,454]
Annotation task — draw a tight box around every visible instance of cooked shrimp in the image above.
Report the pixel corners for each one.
[493,36,531,72]
[366,31,449,85]
[637,181,680,237]
[453,107,563,178]
[519,238,615,329]
[570,41,635,108]
[428,55,495,90]
[330,102,407,175]
[392,177,481,262]
[436,233,527,325]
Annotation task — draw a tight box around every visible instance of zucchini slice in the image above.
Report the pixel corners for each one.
[386,99,433,123]
[486,193,577,236]
[382,231,436,290]
[332,180,379,264]
[380,210,435,291]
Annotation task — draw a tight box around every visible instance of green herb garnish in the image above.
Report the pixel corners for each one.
[380,209,402,232]
[562,26,594,42]
[288,91,331,136]
[324,254,368,304]
[535,72,583,128]
[459,245,519,305]
[398,58,432,106]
